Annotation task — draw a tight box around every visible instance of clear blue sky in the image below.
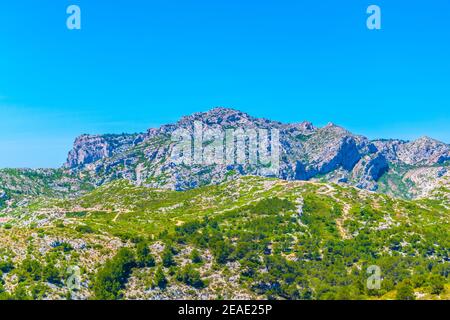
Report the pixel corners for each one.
[0,0,449,168]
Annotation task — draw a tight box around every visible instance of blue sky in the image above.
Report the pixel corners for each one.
[0,0,449,168]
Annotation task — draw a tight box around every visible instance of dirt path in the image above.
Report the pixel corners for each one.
[112,212,121,222]
[335,203,352,240]
[317,184,352,240]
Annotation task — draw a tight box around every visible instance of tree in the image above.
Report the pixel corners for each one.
[136,242,155,268]
[154,267,167,289]
[18,258,43,282]
[13,284,32,300]
[93,248,136,300]
[43,264,61,285]
[0,260,14,273]
[212,240,233,264]
[190,249,202,264]
[429,274,445,295]
[162,247,176,267]
[396,281,415,300]
[176,265,205,289]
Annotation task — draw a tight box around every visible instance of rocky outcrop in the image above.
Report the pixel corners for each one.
[0,189,8,208]
[397,137,450,165]
[64,134,143,169]
[374,137,450,166]
[64,135,111,169]
[352,153,389,190]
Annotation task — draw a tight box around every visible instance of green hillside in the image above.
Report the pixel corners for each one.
[0,176,448,300]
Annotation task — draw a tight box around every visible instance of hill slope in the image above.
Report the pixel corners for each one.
[0,177,448,300]
[1,108,448,212]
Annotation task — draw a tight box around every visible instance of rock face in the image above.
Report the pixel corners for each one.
[373,137,450,166]
[351,153,389,191]
[62,107,450,198]
[397,137,450,165]
[64,134,143,169]
[65,135,110,169]
[0,189,8,208]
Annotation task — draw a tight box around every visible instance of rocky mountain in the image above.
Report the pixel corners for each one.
[62,107,449,199]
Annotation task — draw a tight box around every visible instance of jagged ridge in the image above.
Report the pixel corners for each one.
[62,107,450,198]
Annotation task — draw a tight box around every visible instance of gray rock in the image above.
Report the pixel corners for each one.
[6,107,447,201]
[61,108,449,197]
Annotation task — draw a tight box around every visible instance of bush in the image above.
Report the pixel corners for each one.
[250,198,296,215]
[13,284,32,300]
[0,260,14,273]
[175,221,203,236]
[154,267,167,289]
[43,264,61,285]
[396,281,415,300]
[176,265,205,289]
[211,240,233,265]
[0,291,13,300]
[190,249,202,263]
[58,242,74,252]
[93,248,136,299]
[429,274,446,295]
[162,247,176,267]
[136,242,155,268]
[75,225,94,234]
[17,258,43,282]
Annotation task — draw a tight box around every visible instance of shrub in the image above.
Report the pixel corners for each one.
[396,281,415,300]
[190,249,202,264]
[17,258,43,282]
[0,260,14,273]
[154,267,167,289]
[75,225,94,234]
[176,265,205,289]
[175,221,203,236]
[43,264,61,285]
[429,274,446,295]
[211,240,233,264]
[93,248,136,299]
[136,242,155,268]
[162,247,176,267]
